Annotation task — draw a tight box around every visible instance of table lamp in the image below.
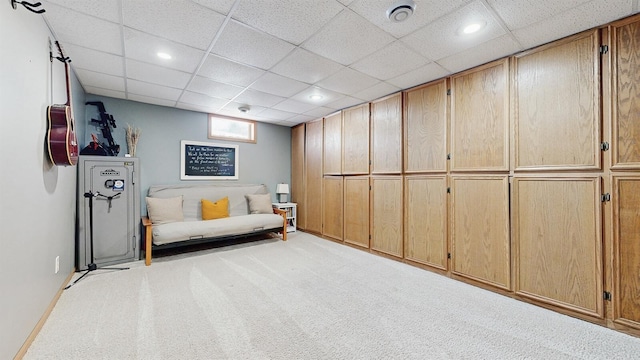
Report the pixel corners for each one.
[276,183,289,203]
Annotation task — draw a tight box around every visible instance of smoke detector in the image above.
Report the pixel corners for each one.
[238,105,251,113]
[386,0,416,22]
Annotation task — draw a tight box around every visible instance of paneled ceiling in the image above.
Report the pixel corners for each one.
[40,0,638,127]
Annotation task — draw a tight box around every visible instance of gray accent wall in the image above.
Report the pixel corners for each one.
[1,7,85,360]
[83,96,292,214]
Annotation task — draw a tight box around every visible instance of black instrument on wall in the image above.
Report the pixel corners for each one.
[83,101,120,156]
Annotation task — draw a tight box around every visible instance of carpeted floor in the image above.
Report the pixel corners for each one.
[24,232,640,359]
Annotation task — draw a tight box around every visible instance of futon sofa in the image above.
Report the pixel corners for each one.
[141,183,287,266]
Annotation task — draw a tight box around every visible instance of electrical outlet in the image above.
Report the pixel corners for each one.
[55,256,59,274]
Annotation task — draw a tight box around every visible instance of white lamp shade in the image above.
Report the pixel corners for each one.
[276,183,289,194]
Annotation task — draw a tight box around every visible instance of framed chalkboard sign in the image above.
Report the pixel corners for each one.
[180,140,239,180]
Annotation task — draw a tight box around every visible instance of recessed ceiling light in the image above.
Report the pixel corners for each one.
[157,52,172,60]
[461,22,485,35]
[386,0,416,23]
[309,94,324,101]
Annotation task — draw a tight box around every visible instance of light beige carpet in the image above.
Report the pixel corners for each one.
[24,232,640,359]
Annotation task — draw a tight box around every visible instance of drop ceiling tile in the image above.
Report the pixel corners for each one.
[290,86,344,106]
[198,54,265,87]
[75,69,125,91]
[258,108,297,121]
[351,41,429,80]
[348,0,471,37]
[486,0,593,30]
[123,0,224,50]
[304,106,335,118]
[43,4,122,55]
[270,48,344,84]
[437,34,521,73]
[337,0,356,5]
[43,0,120,22]
[512,0,634,49]
[317,67,380,95]
[177,102,225,114]
[188,76,245,99]
[233,89,286,108]
[272,99,318,114]
[190,0,237,15]
[284,114,316,124]
[277,120,302,127]
[250,73,310,98]
[218,102,268,118]
[325,96,366,110]
[232,0,344,45]
[127,79,183,101]
[179,91,229,109]
[211,20,296,70]
[65,44,124,77]
[84,86,125,99]
[387,62,450,89]
[127,94,177,108]
[353,82,401,102]
[302,9,395,65]
[126,59,192,89]
[401,1,506,61]
[124,28,205,73]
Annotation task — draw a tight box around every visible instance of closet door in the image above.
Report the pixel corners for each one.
[291,124,305,230]
[304,119,323,234]
[404,175,447,270]
[514,30,600,171]
[323,176,343,241]
[450,175,510,290]
[513,177,603,317]
[371,176,403,258]
[404,79,448,173]
[342,103,370,175]
[371,93,402,174]
[450,59,509,172]
[323,112,342,175]
[344,176,370,248]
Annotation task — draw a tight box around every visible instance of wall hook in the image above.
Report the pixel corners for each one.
[10,0,45,14]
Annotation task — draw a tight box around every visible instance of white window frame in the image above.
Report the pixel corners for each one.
[208,114,256,144]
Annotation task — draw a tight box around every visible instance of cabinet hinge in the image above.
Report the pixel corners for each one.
[600,142,610,151]
[604,291,612,301]
[369,234,371,240]
[447,253,451,259]
[447,187,451,193]
[133,236,136,250]
[600,45,609,54]
[447,89,451,95]
[601,193,611,202]
[369,185,372,191]
[446,153,451,160]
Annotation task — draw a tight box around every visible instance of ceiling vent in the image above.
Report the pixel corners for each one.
[386,0,416,23]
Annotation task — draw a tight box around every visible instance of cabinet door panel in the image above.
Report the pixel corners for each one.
[291,124,305,229]
[371,176,403,258]
[612,18,640,169]
[613,176,640,328]
[451,59,509,171]
[514,30,600,171]
[404,80,448,173]
[451,176,510,289]
[323,112,342,175]
[514,177,602,317]
[323,176,343,241]
[404,176,447,269]
[342,104,370,174]
[305,119,323,234]
[371,93,402,174]
[344,176,370,248]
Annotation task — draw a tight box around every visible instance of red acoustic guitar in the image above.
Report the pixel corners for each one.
[47,41,78,166]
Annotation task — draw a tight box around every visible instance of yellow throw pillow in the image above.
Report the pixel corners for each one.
[201,197,229,220]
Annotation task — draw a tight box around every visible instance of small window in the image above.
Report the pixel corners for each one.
[208,114,256,143]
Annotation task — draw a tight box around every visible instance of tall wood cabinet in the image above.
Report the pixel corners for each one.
[342,104,370,175]
[371,93,402,174]
[304,119,323,234]
[291,124,305,230]
[344,176,370,249]
[371,176,403,258]
[324,112,342,175]
[323,176,343,241]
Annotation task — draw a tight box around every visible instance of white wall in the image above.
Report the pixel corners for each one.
[0,6,85,359]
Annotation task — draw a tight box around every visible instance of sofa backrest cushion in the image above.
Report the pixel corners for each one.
[147,183,271,221]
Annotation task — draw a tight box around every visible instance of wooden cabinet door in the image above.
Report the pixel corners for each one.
[513,177,603,317]
[323,112,342,175]
[371,93,402,174]
[404,79,448,173]
[323,176,343,241]
[613,176,640,328]
[450,175,510,290]
[404,175,447,270]
[344,176,370,248]
[304,119,323,234]
[514,30,600,171]
[450,59,509,172]
[342,103,370,174]
[371,176,403,258]
[291,124,306,230]
[612,17,640,169]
